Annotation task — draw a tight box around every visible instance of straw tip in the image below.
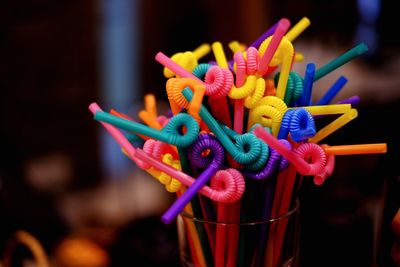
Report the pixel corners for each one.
[278,18,291,31]
[356,42,369,55]
[313,175,326,186]
[155,51,165,60]
[306,63,316,72]
[161,215,173,225]
[88,102,100,113]
[301,17,311,25]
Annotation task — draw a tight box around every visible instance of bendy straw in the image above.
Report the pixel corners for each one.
[87,15,388,267]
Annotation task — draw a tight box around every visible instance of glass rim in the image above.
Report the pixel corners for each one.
[179,199,300,226]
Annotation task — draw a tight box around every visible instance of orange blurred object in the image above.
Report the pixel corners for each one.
[55,236,110,267]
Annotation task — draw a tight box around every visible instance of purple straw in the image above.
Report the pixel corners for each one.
[250,22,279,48]
[242,140,291,180]
[162,134,224,224]
[228,22,279,71]
[336,95,360,106]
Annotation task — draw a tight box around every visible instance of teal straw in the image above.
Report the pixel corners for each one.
[182,88,262,165]
[314,42,368,81]
[94,111,199,147]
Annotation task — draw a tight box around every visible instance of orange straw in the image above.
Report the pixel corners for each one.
[323,143,387,155]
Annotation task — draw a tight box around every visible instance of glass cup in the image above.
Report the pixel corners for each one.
[177,199,300,267]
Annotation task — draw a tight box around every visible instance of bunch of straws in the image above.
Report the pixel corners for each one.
[89,17,387,267]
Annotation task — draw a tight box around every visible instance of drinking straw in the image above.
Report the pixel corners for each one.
[297,63,315,106]
[193,48,229,262]
[138,94,163,129]
[165,77,206,120]
[109,109,147,141]
[212,42,229,69]
[135,146,215,265]
[90,102,212,265]
[265,79,277,96]
[314,154,335,185]
[213,169,245,267]
[193,43,212,60]
[99,104,209,251]
[161,134,225,224]
[336,95,360,106]
[274,71,303,106]
[209,41,232,127]
[254,126,327,175]
[247,96,288,135]
[157,52,201,80]
[247,103,283,136]
[315,76,348,105]
[177,190,208,267]
[264,162,296,266]
[138,110,162,129]
[232,51,247,135]
[223,43,246,260]
[89,103,138,158]
[250,22,278,48]
[163,43,211,78]
[182,88,266,166]
[258,18,291,74]
[244,141,291,267]
[314,143,387,185]
[228,41,243,53]
[145,94,157,117]
[94,111,199,148]
[135,150,244,203]
[277,108,316,142]
[322,143,387,155]
[308,108,358,143]
[270,38,294,100]
[269,164,299,267]
[156,51,234,127]
[285,17,311,42]
[291,103,351,115]
[313,42,368,81]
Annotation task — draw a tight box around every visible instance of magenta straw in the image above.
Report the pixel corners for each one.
[254,125,311,174]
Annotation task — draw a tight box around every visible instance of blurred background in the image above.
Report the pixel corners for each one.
[1,0,399,266]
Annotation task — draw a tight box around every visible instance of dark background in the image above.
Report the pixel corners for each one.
[1,0,399,266]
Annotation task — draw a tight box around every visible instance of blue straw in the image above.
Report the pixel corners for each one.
[297,63,315,106]
[316,76,348,105]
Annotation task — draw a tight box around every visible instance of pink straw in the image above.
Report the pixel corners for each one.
[258,18,291,75]
[89,103,141,165]
[253,126,311,174]
[134,149,244,203]
[156,52,201,81]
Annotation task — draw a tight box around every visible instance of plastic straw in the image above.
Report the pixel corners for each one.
[316,76,348,105]
[323,143,387,155]
[314,43,368,81]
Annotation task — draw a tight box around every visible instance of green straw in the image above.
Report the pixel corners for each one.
[314,42,368,81]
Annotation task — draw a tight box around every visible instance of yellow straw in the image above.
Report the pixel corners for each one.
[285,17,311,42]
[309,108,358,143]
[212,41,229,68]
[274,38,294,100]
[294,52,304,62]
[193,43,211,60]
[228,41,243,53]
[290,104,351,116]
